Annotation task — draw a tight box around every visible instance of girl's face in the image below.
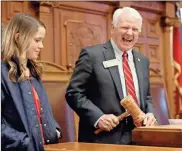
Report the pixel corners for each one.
[26,26,46,60]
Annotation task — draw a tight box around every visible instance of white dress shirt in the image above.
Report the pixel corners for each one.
[94,39,140,127]
[111,39,140,104]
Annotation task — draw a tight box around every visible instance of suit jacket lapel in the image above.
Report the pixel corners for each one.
[102,41,124,100]
[132,50,145,110]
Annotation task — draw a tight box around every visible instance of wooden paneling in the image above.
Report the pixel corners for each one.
[38,3,114,139]
[39,6,55,63]
[1,1,36,24]
[2,2,181,143]
[39,2,114,69]
[44,82,75,142]
[161,2,177,118]
[132,125,182,147]
[40,61,75,142]
[131,2,164,85]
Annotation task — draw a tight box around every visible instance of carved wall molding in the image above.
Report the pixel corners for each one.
[40,61,67,71]
[161,16,181,27]
[148,45,160,63]
[131,1,165,14]
[139,20,145,37]
[40,1,62,8]
[39,5,52,13]
[149,67,163,84]
[2,2,37,24]
[64,20,103,67]
[38,1,111,69]
[134,43,144,53]
[148,43,162,84]
[39,1,113,15]
[150,68,161,75]
[39,61,72,82]
[6,1,24,20]
[147,20,159,38]
[150,65,161,75]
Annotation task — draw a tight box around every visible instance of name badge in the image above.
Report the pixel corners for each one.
[103,59,119,68]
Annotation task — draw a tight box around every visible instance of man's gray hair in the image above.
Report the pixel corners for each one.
[112,7,143,32]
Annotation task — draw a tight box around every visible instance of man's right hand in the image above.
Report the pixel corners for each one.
[97,114,119,132]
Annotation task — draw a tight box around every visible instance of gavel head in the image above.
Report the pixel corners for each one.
[120,95,146,124]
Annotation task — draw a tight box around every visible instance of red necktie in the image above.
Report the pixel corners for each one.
[123,51,142,127]
[122,51,141,126]
[122,51,138,105]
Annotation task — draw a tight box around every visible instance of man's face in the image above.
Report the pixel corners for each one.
[111,16,141,51]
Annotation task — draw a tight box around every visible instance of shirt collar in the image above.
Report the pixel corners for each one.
[110,38,133,61]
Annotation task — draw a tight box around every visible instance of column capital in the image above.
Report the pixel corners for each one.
[161,16,181,27]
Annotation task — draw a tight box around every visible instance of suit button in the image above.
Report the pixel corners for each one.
[28,92,31,94]
[47,140,50,143]
[44,124,46,127]
[36,124,39,128]
[41,108,43,111]
[40,142,42,144]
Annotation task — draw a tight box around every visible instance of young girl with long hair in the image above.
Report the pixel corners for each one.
[1,13,62,151]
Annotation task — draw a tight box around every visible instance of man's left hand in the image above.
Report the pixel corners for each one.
[143,113,157,126]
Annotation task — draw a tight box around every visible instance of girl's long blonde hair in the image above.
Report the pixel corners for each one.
[2,13,45,82]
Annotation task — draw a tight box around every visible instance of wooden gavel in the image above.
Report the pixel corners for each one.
[94,95,146,135]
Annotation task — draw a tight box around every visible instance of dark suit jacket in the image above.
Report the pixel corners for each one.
[66,40,154,144]
[1,58,61,151]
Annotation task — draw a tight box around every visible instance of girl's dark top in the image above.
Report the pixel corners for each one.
[1,57,61,151]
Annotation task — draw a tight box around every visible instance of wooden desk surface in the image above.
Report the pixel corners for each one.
[132,125,182,147]
[44,142,182,151]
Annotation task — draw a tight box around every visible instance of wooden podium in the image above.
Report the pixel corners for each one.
[132,125,182,147]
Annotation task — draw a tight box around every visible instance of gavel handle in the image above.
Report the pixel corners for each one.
[94,111,129,135]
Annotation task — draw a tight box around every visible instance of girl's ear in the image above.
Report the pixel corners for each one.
[14,33,19,42]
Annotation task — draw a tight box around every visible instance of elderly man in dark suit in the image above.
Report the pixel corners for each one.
[66,7,156,144]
